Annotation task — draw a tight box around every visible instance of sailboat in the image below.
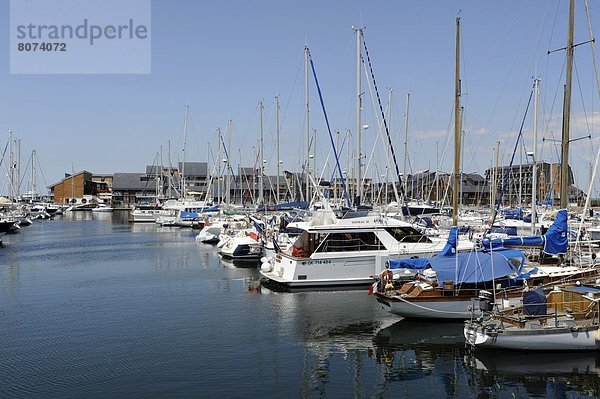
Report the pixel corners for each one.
[373,210,596,319]
[373,15,597,320]
[464,0,600,350]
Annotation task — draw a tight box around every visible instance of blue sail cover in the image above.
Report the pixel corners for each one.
[429,250,521,285]
[257,201,309,212]
[388,257,431,270]
[179,211,200,220]
[543,209,568,255]
[503,208,524,220]
[481,209,568,255]
[387,224,528,286]
[388,227,457,270]
[439,227,458,256]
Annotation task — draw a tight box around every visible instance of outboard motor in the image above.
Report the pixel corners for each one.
[478,290,494,312]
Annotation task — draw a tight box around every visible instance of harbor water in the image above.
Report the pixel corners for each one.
[1,212,599,398]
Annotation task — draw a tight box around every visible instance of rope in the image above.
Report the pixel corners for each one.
[307,53,351,207]
[0,140,8,169]
[486,88,534,235]
[361,33,409,209]
[578,0,600,243]
[218,132,239,191]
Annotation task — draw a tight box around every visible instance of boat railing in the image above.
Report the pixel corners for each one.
[396,234,431,244]
[469,290,600,330]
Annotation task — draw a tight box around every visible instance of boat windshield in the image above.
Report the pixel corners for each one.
[313,232,383,253]
[385,227,432,243]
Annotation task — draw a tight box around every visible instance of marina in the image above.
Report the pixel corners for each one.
[1,212,600,398]
[4,0,600,397]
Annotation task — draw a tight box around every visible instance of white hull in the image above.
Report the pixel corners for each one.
[260,211,473,289]
[218,235,263,260]
[464,324,600,351]
[261,254,383,288]
[129,209,164,222]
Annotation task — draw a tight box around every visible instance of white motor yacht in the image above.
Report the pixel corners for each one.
[260,208,473,289]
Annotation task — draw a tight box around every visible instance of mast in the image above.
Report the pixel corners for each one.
[226,120,232,205]
[217,128,221,204]
[403,92,410,200]
[560,0,575,209]
[312,128,317,183]
[71,161,74,202]
[335,131,340,203]
[386,88,392,205]
[8,130,14,200]
[159,145,164,199]
[354,27,363,206]
[458,106,464,208]
[492,142,500,212]
[259,100,264,206]
[206,142,211,202]
[532,78,539,234]
[276,95,280,204]
[238,149,243,204]
[453,17,461,226]
[305,46,310,203]
[167,140,173,198]
[346,129,351,200]
[31,150,36,202]
[182,105,189,199]
[16,138,20,200]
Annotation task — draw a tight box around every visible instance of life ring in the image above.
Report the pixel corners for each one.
[380,269,394,292]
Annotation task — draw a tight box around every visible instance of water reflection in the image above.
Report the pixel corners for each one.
[219,257,261,269]
[3,213,600,398]
[467,351,600,376]
[371,319,600,398]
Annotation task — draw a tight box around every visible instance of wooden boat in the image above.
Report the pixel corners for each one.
[464,283,600,351]
[373,210,598,320]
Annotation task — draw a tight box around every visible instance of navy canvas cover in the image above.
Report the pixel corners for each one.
[439,227,458,256]
[481,209,568,255]
[523,289,547,316]
[388,257,431,270]
[428,250,519,285]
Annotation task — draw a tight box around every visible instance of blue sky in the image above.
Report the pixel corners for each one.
[1,0,600,197]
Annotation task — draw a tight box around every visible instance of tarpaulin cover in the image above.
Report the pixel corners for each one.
[429,250,520,285]
[523,288,547,316]
[388,257,431,270]
[481,209,568,255]
[439,227,458,256]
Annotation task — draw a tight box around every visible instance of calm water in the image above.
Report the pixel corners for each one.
[1,211,599,398]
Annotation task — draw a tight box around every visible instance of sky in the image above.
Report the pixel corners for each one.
[1,0,600,197]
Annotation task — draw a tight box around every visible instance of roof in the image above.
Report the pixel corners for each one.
[48,170,93,188]
[239,166,258,176]
[178,162,207,177]
[146,165,162,175]
[464,173,485,182]
[112,173,151,191]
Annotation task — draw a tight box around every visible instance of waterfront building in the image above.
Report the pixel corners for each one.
[393,171,489,206]
[111,173,153,206]
[49,171,108,205]
[484,162,585,206]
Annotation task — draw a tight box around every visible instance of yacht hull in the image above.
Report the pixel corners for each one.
[375,294,475,319]
[464,324,600,351]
